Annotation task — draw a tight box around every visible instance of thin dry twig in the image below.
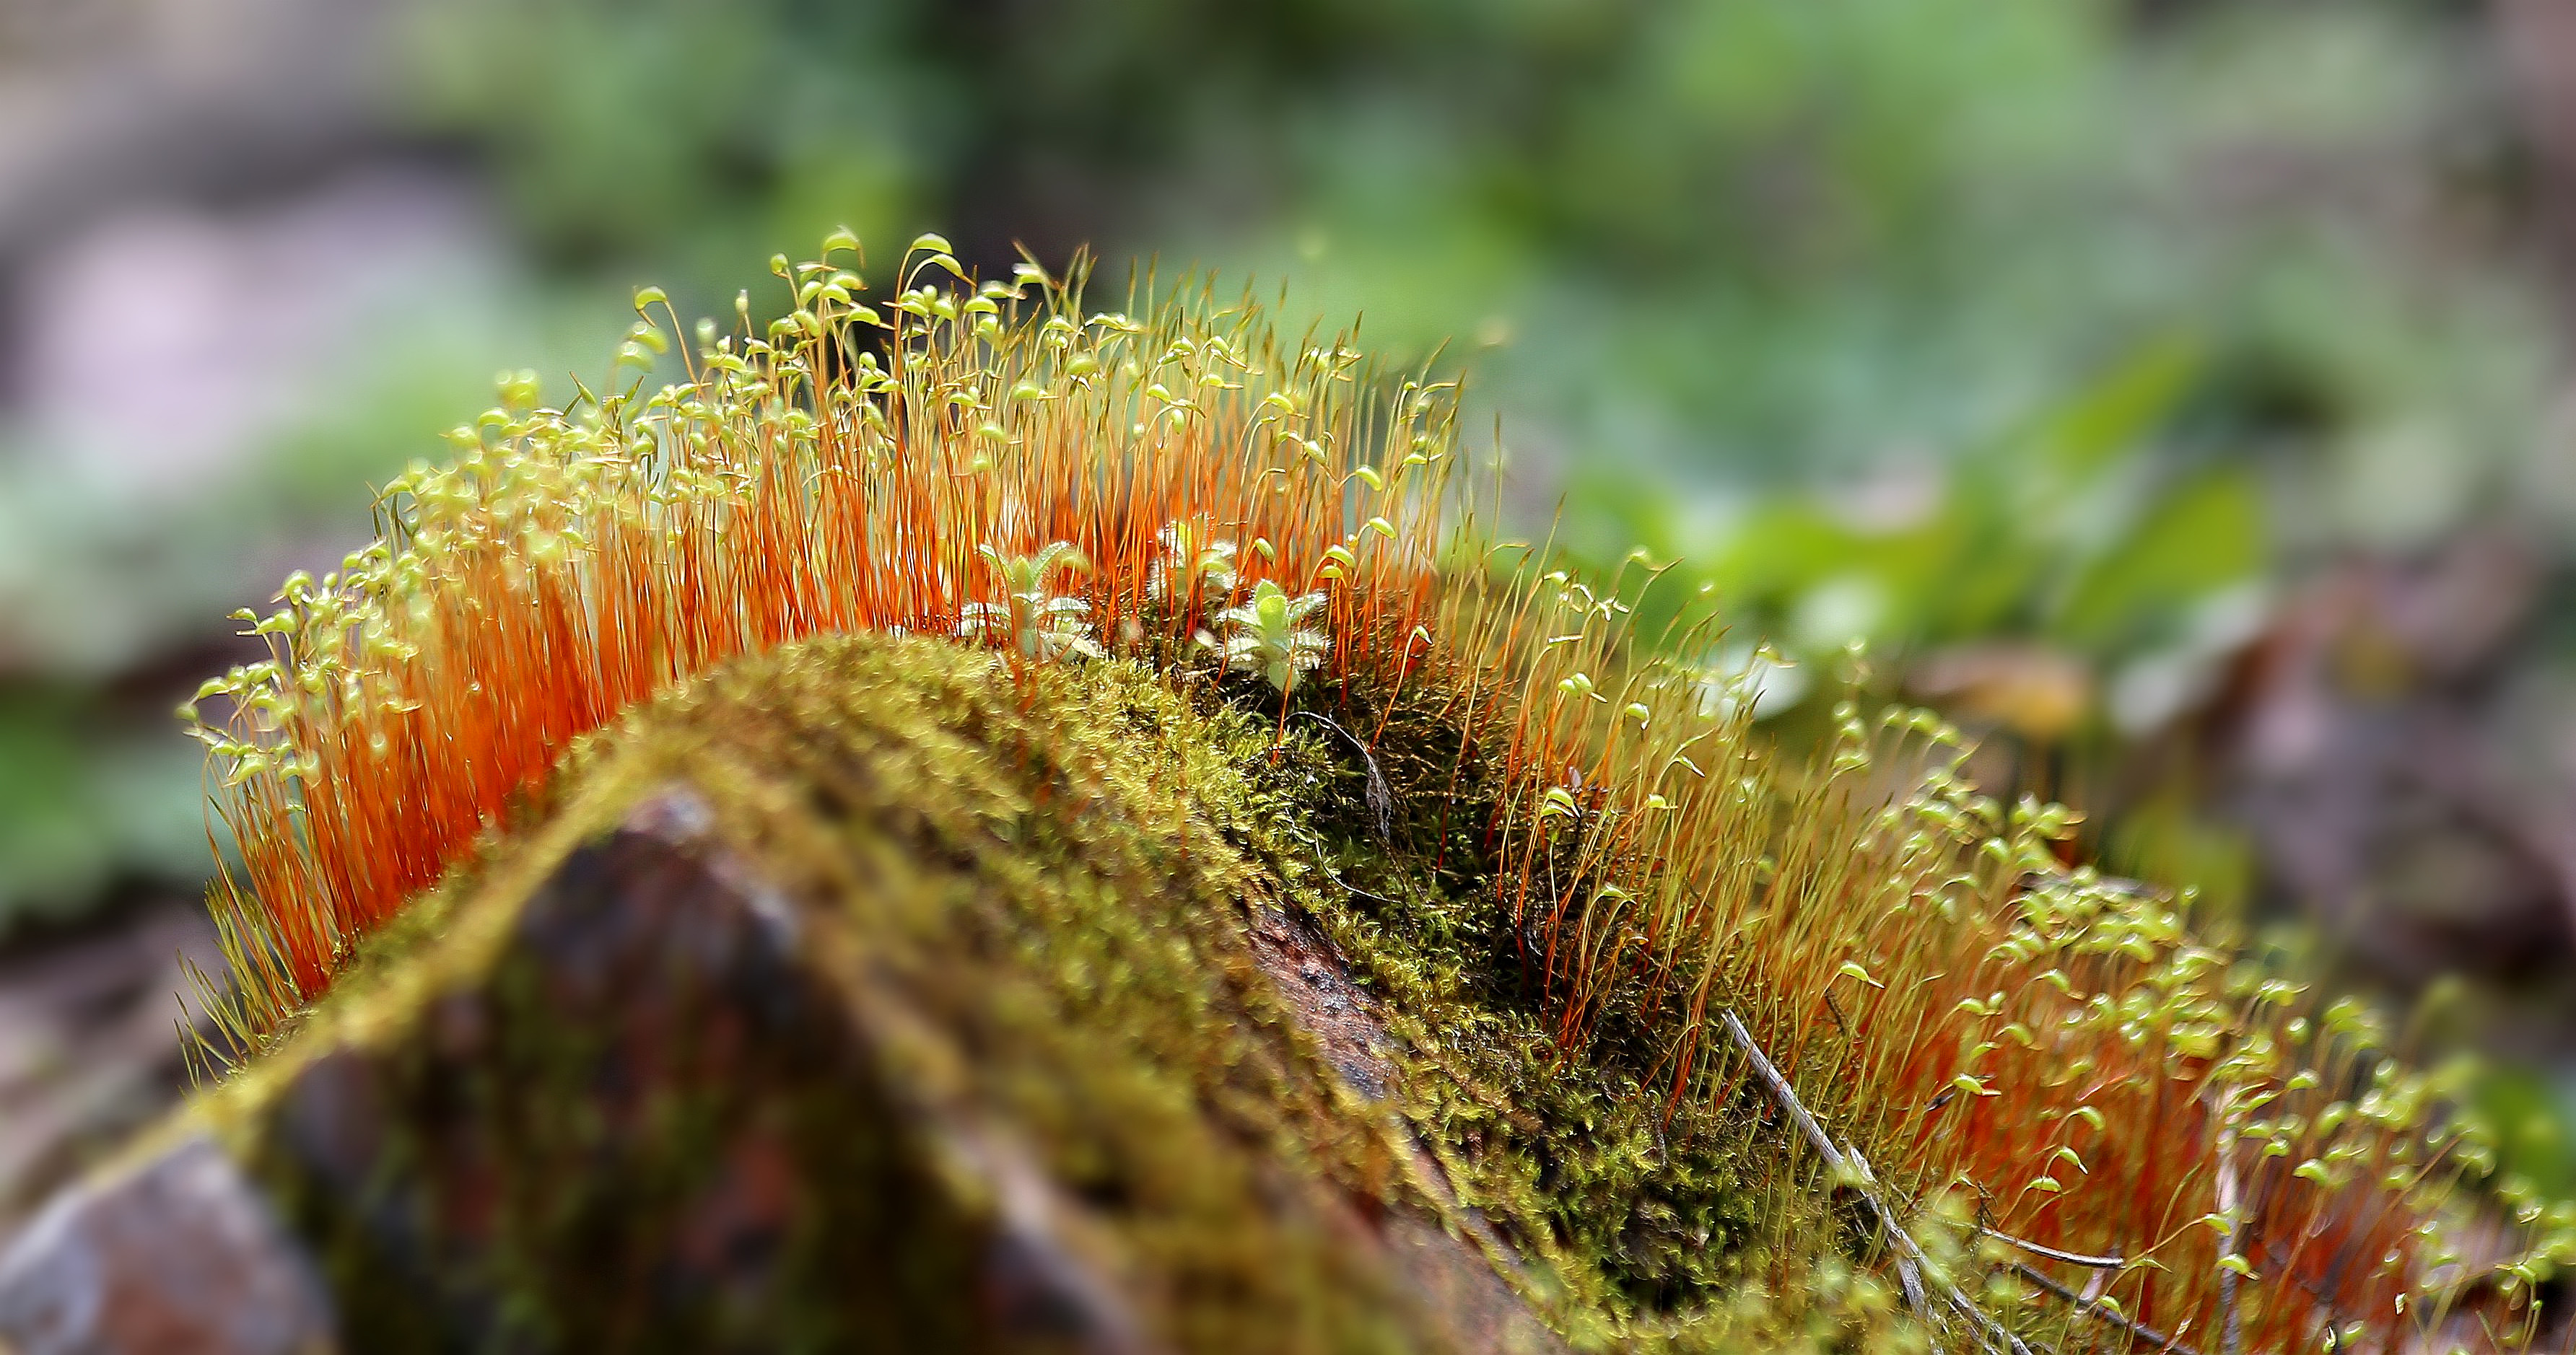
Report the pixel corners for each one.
[1296,711,1394,841]
[1279,824,1408,910]
[1719,1008,2035,1355]
[1981,1229,2125,1271]
[2010,1260,2203,1355]
[2214,1113,2245,1355]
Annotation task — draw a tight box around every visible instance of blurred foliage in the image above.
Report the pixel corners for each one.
[0,692,204,927]
[2480,1064,2576,1205]
[400,0,2553,654]
[1690,346,2262,703]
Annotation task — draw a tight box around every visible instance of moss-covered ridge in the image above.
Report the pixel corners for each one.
[172,233,2567,1350]
[126,611,2560,1353]
[154,625,1960,1351]
[173,633,1587,1352]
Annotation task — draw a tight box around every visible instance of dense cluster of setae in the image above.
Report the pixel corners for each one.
[185,233,2573,1351]
[183,235,1457,1027]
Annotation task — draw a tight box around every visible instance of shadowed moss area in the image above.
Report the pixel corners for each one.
[1218,682,1914,1352]
[177,633,1905,1351]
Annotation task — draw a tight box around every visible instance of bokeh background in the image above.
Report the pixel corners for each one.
[7,0,2576,1229]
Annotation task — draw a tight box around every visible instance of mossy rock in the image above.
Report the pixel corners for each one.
[3,635,1608,1354]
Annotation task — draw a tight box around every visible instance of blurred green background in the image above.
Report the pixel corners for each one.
[8,0,2576,1196]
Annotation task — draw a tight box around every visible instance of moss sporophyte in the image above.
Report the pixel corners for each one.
[177,232,2574,1350]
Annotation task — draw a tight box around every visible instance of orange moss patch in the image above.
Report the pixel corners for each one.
[187,240,1459,1026]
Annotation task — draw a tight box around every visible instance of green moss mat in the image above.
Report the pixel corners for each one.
[168,634,1912,1351]
[1208,665,1914,1352]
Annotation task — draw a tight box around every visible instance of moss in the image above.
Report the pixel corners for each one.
[177,637,1454,1351]
[178,633,1918,1351]
[1195,678,1911,1351]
